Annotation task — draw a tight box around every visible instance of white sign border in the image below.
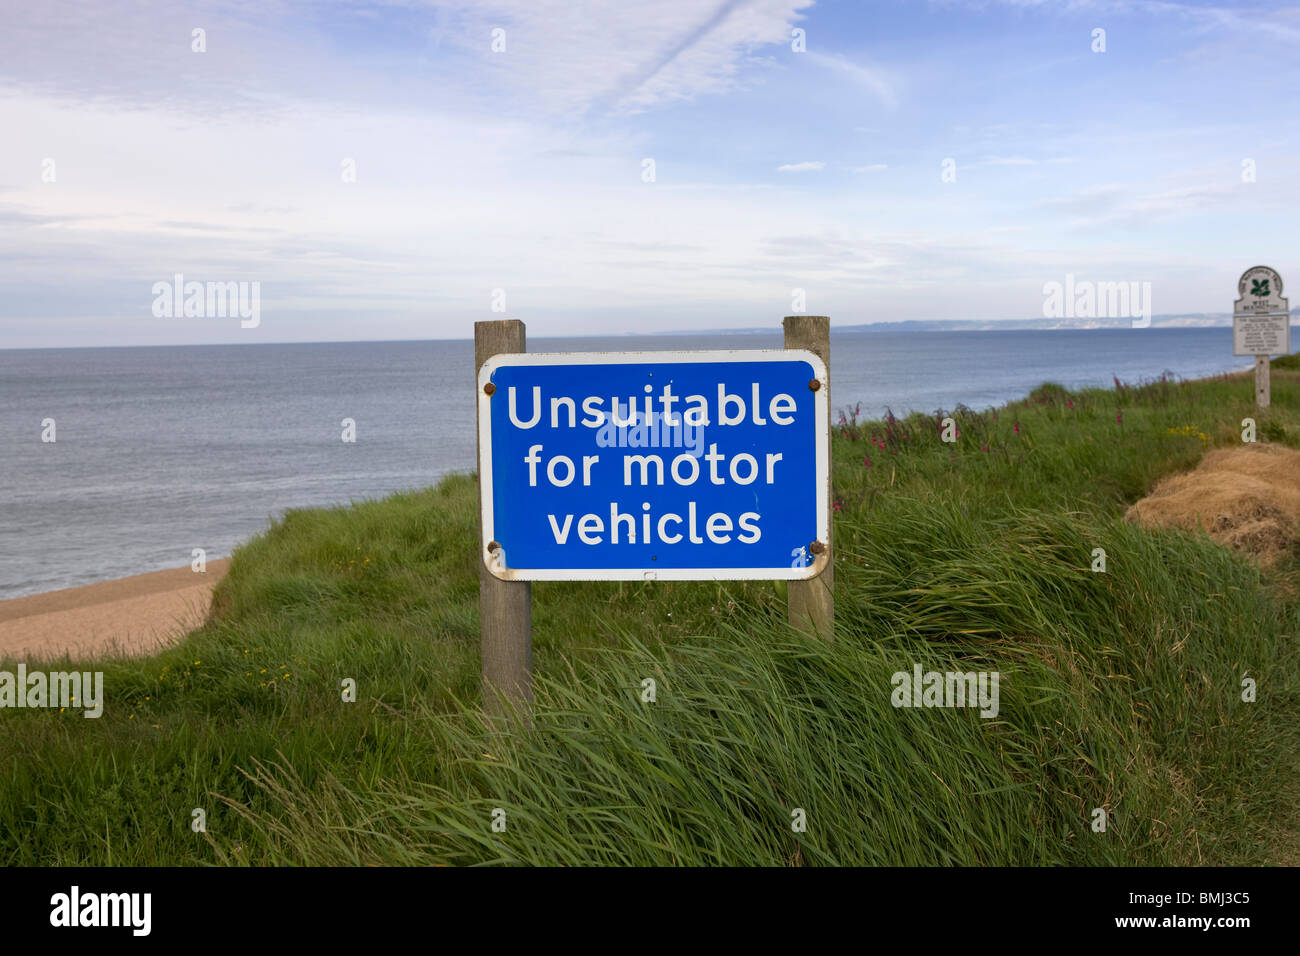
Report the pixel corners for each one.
[477,349,831,582]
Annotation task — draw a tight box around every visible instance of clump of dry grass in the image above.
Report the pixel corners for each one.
[1125,444,1300,566]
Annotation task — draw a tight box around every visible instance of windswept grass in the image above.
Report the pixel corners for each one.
[1,368,1296,865]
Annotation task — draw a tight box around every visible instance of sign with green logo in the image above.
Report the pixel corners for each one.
[1234,265,1288,315]
[1233,265,1289,357]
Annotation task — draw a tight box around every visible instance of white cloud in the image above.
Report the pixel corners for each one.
[0,0,817,120]
[777,161,824,172]
[422,0,817,116]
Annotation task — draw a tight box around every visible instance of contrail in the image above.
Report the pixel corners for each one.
[591,0,756,113]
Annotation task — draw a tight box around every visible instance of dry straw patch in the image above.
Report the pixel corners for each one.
[1125,444,1300,566]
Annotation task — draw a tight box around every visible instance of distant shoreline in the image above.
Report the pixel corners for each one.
[1,321,1296,352]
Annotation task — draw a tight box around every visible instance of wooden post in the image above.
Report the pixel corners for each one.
[783,315,834,640]
[1255,355,1271,409]
[475,320,533,718]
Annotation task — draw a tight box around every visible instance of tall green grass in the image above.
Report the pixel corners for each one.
[2,369,1297,865]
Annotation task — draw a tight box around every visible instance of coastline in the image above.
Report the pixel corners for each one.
[0,560,229,661]
[0,360,1288,662]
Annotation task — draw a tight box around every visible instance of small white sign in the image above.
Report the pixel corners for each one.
[1233,265,1288,315]
[1233,313,1291,356]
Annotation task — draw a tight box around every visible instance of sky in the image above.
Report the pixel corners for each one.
[1,0,1298,347]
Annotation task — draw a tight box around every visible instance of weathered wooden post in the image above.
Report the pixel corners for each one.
[1255,356,1271,410]
[475,319,533,718]
[783,314,834,639]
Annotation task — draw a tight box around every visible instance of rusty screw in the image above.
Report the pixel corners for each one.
[809,540,825,555]
[808,379,821,391]
[484,382,496,396]
[487,541,500,552]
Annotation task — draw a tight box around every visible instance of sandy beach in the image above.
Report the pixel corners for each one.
[0,560,229,661]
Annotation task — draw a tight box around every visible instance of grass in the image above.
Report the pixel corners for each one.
[2,366,1297,865]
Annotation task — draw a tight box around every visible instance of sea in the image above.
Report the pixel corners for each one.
[0,328,1260,599]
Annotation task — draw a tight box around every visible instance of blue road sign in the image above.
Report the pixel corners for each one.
[477,350,829,581]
